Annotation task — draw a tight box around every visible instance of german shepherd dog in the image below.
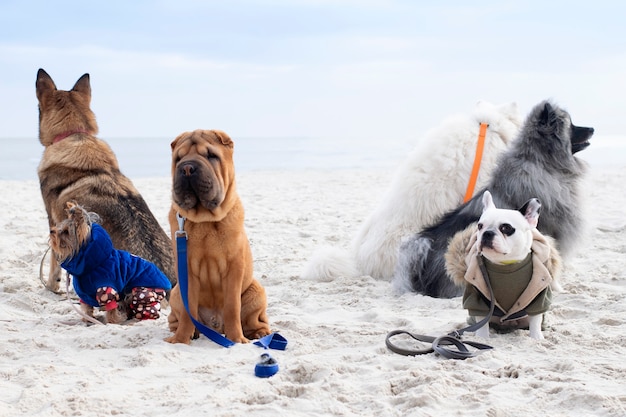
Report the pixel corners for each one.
[36,69,176,293]
[393,100,594,298]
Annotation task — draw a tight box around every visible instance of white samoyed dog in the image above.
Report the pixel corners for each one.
[302,101,522,282]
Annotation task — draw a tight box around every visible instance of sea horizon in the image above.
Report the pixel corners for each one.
[0,135,415,181]
[1,134,624,181]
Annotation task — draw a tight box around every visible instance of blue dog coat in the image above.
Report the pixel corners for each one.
[61,224,172,307]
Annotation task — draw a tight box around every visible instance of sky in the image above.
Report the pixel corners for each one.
[1,0,625,143]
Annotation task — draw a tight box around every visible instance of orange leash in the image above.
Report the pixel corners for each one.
[463,123,489,203]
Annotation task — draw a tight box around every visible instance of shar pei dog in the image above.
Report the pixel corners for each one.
[165,129,271,344]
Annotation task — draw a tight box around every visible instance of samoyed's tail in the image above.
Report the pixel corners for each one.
[300,246,359,281]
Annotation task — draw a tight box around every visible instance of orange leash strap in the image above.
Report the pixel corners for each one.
[463,122,488,203]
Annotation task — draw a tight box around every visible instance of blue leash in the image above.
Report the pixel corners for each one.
[176,213,235,348]
[175,213,288,352]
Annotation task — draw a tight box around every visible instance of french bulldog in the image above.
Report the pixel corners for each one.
[474,190,544,339]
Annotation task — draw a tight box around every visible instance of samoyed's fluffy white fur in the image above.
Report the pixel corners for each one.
[302,101,522,281]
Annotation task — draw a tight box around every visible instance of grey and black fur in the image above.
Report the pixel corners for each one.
[393,100,594,298]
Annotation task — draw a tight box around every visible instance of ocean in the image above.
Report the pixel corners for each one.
[0,136,414,181]
[0,135,623,181]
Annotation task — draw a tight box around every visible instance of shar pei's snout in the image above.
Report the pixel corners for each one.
[172,157,223,211]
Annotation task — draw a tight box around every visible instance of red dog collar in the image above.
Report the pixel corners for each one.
[53,130,89,144]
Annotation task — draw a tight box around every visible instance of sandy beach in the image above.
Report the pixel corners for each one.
[1,162,625,416]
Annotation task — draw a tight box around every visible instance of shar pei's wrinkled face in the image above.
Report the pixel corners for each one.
[171,129,235,212]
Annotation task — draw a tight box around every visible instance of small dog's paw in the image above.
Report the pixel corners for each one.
[106,308,126,324]
[45,282,61,294]
[45,271,62,293]
[528,315,544,339]
[475,323,490,339]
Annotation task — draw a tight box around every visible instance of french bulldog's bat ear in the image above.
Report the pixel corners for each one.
[519,198,541,228]
[481,190,495,212]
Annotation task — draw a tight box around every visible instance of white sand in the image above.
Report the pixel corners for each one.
[1,164,625,417]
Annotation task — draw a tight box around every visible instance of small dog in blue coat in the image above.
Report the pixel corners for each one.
[49,201,172,324]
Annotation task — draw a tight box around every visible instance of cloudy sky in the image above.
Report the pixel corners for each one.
[1,0,624,142]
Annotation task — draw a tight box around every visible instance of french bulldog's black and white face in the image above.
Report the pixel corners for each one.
[477,191,541,264]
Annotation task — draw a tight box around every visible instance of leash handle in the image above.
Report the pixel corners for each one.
[175,216,235,348]
[385,255,495,359]
[385,330,435,356]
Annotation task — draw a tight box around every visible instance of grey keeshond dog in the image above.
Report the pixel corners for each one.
[393,100,594,298]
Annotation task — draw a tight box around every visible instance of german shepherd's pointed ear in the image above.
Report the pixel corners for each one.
[36,68,57,102]
[71,73,91,101]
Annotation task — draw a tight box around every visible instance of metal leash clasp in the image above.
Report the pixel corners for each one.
[175,212,187,239]
[448,329,462,339]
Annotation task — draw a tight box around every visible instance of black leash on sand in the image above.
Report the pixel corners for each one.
[385,255,495,360]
